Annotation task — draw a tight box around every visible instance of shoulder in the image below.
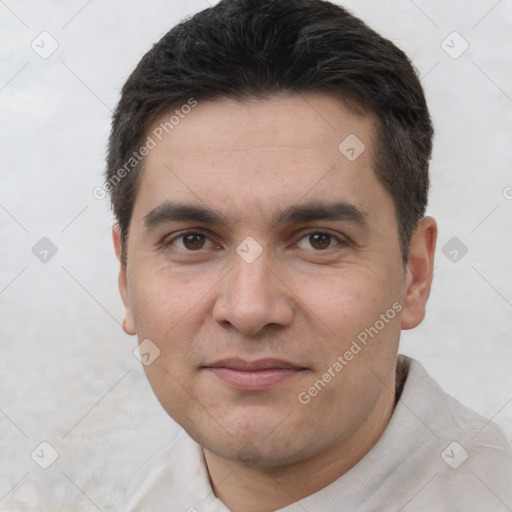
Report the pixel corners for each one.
[395,355,512,508]
[121,428,203,512]
[400,355,511,448]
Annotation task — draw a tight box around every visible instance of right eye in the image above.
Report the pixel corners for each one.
[164,231,215,251]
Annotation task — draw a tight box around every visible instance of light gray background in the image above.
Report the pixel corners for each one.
[1,0,511,510]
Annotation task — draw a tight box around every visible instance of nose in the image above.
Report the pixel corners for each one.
[212,250,295,336]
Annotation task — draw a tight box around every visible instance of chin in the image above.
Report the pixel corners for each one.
[188,412,321,469]
[207,436,307,468]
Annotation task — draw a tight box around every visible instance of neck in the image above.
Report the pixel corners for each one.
[203,377,396,512]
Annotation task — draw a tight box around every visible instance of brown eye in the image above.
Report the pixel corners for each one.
[165,232,213,251]
[182,234,206,250]
[308,233,332,250]
[296,231,342,251]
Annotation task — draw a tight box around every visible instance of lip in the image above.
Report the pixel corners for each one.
[202,358,306,391]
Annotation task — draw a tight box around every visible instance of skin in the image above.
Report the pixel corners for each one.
[113,93,437,511]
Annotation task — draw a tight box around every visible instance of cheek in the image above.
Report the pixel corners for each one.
[128,267,222,401]
[141,359,195,428]
[130,272,204,413]
[294,266,402,376]
[296,266,398,330]
[128,265,212,335]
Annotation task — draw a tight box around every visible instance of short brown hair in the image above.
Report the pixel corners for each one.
[106,0,433,263]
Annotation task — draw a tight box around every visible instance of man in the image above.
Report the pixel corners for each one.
[105,0,512,510]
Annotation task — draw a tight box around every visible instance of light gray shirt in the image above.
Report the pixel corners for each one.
[122,356,512,511]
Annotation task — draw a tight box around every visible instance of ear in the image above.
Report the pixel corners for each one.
[401,216,437,330]
[112,224,136,335]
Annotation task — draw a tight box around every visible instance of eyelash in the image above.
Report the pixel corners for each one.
[162,229,348,252]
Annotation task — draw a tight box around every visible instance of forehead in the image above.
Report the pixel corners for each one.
[132,93,394,228]
[146,93,373,161]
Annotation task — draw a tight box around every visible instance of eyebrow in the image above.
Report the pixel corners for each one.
[143,200,368,230]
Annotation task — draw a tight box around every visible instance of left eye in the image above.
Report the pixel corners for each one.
[296,232,341,250]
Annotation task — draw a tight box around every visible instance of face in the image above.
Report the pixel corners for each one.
[114,93,435,468]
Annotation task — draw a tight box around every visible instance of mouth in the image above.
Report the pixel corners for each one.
[202,358,307,391]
